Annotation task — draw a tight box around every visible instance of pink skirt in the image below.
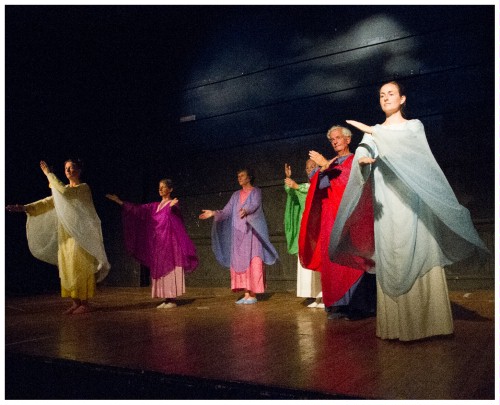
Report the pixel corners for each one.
[151,266,185,299]
[230,257,265,293]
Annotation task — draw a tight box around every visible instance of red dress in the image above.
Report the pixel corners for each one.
[299,155,374,307]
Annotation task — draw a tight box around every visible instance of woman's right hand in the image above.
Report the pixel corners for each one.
[346,120,373,134]
[284,163,292,178]
[5,204,26,213]
[198,209,214,220]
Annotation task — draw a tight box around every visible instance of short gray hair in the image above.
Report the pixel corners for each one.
[327,125,352,139]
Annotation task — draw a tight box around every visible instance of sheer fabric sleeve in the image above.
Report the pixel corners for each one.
[25,196,58,266]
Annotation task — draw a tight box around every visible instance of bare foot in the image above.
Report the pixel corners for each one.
[72,305,92,314]
[63,304,80,315]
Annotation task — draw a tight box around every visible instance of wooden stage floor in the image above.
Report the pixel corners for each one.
[4,287,497,400]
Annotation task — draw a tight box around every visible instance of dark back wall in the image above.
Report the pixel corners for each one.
[5,5,494,295]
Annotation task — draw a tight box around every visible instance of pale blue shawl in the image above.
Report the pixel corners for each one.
[330,119,489,297]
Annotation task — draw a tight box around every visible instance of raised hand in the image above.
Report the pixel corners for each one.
[40,160,51,175]
[308,150,329,167]
[284,163,292,178]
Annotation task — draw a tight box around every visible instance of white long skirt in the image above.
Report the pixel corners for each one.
[296,257,322,298]
[376,266,453,341]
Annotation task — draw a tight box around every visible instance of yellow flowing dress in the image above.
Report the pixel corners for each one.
[25,174,107,299]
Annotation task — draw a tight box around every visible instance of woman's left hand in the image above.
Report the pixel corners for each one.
[359,157,376,166]
[40,161,51,175]
[284,178,299,189]
[239,208,247,218]
[170,198,179,206]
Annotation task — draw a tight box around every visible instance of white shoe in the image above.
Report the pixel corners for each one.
[157,302,166,309]
[316,303,325,309]
[307,301,318,308]
[163,302,177,309]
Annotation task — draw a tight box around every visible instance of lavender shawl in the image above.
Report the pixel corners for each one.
[212,187,279,272]
[122,201,199,279]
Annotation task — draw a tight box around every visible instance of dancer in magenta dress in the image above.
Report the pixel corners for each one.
[106,178,198,308]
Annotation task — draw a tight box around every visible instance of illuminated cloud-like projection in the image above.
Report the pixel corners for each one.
[180,12,422,120]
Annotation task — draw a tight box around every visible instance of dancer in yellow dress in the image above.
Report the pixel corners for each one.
[6,159,110,314]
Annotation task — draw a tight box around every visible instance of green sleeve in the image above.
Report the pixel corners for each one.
[284,182,309,254]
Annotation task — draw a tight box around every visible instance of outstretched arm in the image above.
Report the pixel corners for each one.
[346,120,373,134]
[199,209,215,220]
[345,121,376,165]
[40,161,78,195]
[5,204,26,213]
[106,194,124,206]
[40,160,51,175]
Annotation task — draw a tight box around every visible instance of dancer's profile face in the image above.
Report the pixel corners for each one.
[64,162,80,181]
[158,182,172,198]
[237,171,251,187]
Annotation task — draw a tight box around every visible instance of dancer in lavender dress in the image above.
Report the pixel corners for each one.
[199,168,278,304]
[106,179,198,309]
